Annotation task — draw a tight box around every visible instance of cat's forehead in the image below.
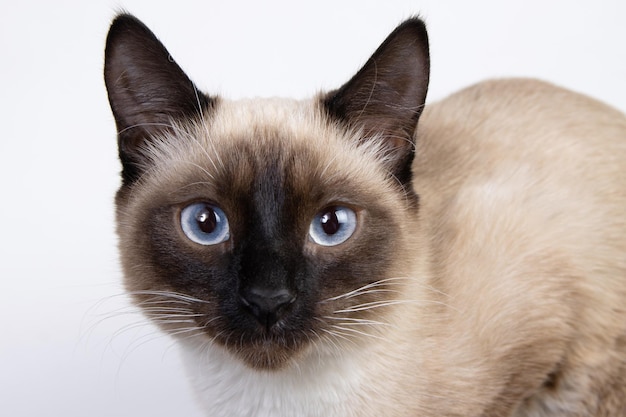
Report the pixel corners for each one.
[213,98,317,135]
[206,98,349,152]
[142,97,396,200]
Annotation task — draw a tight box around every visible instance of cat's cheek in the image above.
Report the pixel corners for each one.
[122,203,230,298]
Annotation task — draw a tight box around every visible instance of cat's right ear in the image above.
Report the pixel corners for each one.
[104,14,214,184]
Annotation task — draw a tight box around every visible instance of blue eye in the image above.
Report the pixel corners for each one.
[180,203,230,245]
[309,206,357,247]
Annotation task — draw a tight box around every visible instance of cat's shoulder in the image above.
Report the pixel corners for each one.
[427,78,625,122]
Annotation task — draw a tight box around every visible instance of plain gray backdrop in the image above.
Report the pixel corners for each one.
[1,0,625,416]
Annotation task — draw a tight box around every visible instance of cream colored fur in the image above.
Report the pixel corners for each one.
[161,79,626,416]
[409,78,626,416]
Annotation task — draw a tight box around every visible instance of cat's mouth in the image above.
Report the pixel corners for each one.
[195,309,312,370]
[237,337,304,370]
[212,329,309,370]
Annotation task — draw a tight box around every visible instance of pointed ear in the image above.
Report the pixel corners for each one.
[104,13,214,184]
[322,18,430,186]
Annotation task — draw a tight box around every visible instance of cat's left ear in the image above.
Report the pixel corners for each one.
[323,18,430,186]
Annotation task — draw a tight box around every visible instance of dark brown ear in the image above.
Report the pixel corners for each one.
[104,13,214,184]
[322,18,430,186]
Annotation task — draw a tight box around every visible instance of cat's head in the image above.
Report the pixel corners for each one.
[105,14,429,370]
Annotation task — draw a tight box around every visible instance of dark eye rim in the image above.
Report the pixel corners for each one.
[308,203,362,247]
[176,199,225,217]
[176,200,231,247]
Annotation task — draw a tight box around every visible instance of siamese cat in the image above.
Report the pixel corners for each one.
[104,13,626,417]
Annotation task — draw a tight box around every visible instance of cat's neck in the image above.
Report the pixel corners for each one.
[179,340,364,417]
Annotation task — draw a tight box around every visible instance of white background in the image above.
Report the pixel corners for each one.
[1,0,625,416]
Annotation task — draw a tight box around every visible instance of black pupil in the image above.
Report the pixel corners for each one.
[320,209,340,235]
[196,206,217,234]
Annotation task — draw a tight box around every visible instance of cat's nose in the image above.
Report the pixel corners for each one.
[239,287,296,330]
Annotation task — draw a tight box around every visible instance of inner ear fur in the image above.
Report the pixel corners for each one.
[104,13,214,184]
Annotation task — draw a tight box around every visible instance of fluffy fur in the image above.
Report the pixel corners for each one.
[105,13,626,417]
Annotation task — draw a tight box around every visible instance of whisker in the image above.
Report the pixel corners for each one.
[165,325,206,338]
[322,277,410,303]
[334,298,454,314]
[147,316,203,323]
[320,328,354,345]
[330,325,386,341]
[127,290,210,305]
[189,86,226,173]
[174,159,216,180]
[323,316,390,327]
[117,121,178,136]
[140,307,200,314]
[136,298,192,307]
[116,327,178,365]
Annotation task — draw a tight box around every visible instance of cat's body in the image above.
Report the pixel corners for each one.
[105,14,626,417]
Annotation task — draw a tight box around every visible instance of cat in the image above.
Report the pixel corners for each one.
[104,13,626,417]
